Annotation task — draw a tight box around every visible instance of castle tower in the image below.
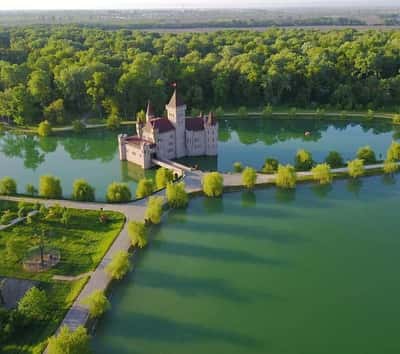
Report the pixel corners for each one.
[205,111,218,156]
[166,88,186,158]
[146,100,155,122]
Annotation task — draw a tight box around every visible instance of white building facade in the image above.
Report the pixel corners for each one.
[118,89,218,169]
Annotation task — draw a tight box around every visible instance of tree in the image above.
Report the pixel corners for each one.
[72,120,85,133]
[233,162,243,173]
[155,168,173,190]
[202,172,223,197]
[262,158,279,174]
[311,163,333,184]
[275,164,296,189]
[262,104,273,118]
[237,106,248,118]
[43,99,65,125]
[28,70,52,106]
[387,141,400,161]
[18,287,48,321]
[60,209,71,226]
[106,182,131,202]
[348,159,365,178]
[106,114,121,130]
[83,290,110,318]
[47,325,91,354]
[0,177,17,195]
[37,120,52,137]
[166,182,188,208]
[295,149,314,171]
[145,196,164,224]
[383,160,398,175]
[26,184,37,196]
[242,167,257,189]
[128,221,148,248]
[357,145,376,164]
[136,109,146,124]
[72,179,95,202]
[105,251,131,280]
[39,175,62,199]
[136,178,154,198]
[325,151,344,168]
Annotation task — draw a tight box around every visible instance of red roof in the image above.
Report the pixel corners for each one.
[185,117,204,131]
[150,117,175,133]
[125,136,155,147]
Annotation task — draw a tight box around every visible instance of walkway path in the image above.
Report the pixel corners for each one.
[0,210,39,231]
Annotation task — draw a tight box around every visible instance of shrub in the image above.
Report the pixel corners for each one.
[366,109,374,120]
[106,182,131,202]
[136,109,146,124]
[72,120,85,133]
[387,141,400,161]
[47,325,90,354]
[72,179,95,202]
[316,108,326,119]
[128,221,148,248]
[357,145,376,164]
[145,196,164,224]
[0,177,17,195]
[166,182,188,208]
[1,211,15,225]
[136,178,154,199]
[105,251,131,280]
[325,151,344,168]
[393,114,400,125]
[25,184,37,196]
[39,175,62,199]
[242,167,257,189]
[262,158,279,173]
[18,287,48,321]
[262,104,273,118]
[340,110,348,119]
[106,114,121,130]
[233,162,243,173]
[275,164,296,189]
[237,106,248,118]
[215,106,224,117]
[295,149,314,171]
[83,290,110,318]
[289,107,297,117]
[347,159,365,178]
[383,160,399,174]
[60,210,71,226]
[37,120,52,137]
[155,167,174,190]
[311,163,332,185]
[202,172,223,197]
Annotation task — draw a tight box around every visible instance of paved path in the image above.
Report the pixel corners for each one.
[52,271,93,282]
[0,210,39,231]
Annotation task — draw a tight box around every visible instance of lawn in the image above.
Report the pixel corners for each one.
[0,201,125,353]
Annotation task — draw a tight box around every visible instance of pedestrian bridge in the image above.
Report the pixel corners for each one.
[152,158,193,174]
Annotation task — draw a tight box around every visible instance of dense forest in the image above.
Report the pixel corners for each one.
[0,26,399,126]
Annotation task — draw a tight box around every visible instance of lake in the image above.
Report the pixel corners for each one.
[93,174,400,354]
[0,118,397,199]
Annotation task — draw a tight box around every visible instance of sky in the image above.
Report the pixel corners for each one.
[0,0,399,10]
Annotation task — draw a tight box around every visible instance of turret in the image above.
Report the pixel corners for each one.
[146,100,155,122]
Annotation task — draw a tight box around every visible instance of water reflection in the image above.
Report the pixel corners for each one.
[346,179,363,197]
[275,188,296,203]
[311,184,333,199]
[241,190,257,208]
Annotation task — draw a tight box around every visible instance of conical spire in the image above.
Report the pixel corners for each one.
[146,100,155,121]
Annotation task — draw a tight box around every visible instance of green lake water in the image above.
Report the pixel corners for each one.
[93,175,400,354]
[0,118,398,199]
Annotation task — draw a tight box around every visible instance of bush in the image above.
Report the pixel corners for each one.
[136,109,146,124]
[47,325,91,354]
[145,196,164,224]
[392,114,400,125]
[18,287,48,321]
[295,149,314,171]
[215,106,224,117]
[383,160,399,174]
[106,114,121,130]
[202,172,223,197]
[262,158,279,173]
[275,164,296,189]
[39,175,62,199]
[366,109,374,120]
[347,159,365,178]
[0,177,17,195]
[262,104,273,118]
[25,184,37,196]
[316,108,326,119]
[289,107,297,117]
[83,290,110,318]
[72,120,85,133]
[237,106,248,118]
[105,251,131,280]
[1,210,16,225]
[325,151,344,168]
[311,163,332,184]
[72,179,95,202]
[356,145,376,164]
[233,162,243,173]
[128,221,148,248]
[155,168,174,190]
[136,178,154,199]
[242,167,257,189]
[166,182,188,208]
[387,141,400,161]
[37,120,52,137]
[106,182,131,202]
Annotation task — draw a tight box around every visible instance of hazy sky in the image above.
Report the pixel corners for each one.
[1,0,399,10]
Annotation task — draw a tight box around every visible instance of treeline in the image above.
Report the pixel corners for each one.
[0,26,399,126]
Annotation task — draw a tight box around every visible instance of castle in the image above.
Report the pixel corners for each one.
[118,88,218,169]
